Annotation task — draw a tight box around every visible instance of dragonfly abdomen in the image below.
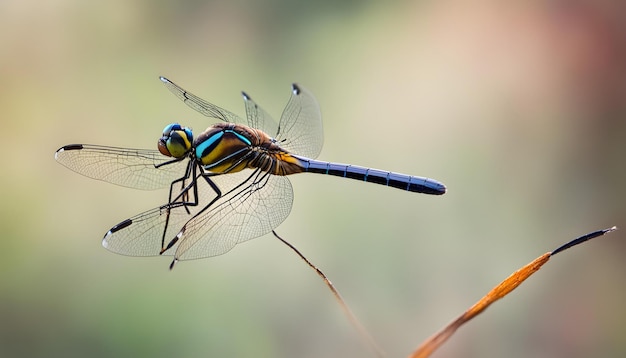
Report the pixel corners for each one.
[248,151,306,176]
[293,156,446,195]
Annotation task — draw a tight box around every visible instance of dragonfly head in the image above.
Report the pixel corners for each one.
[158,123,194,158]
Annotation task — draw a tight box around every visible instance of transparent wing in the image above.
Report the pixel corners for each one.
[101,171,231,256]
[101,169,293,260]
[55,144,189,190]
[159,76,243,124]
[275,84,323,159]
[102,204,186,256]
[173,170,293,260]
[242,91,279,140]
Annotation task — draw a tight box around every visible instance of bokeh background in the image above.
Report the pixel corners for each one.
[1,1,625,357]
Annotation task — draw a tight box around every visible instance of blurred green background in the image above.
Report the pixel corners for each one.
[1,0,625,357]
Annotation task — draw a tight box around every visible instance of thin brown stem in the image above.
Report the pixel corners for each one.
[272,230,386,358]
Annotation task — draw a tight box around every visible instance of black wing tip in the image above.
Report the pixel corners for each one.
[102,219,133,249]
[291,83,301,95]
[55,144,84,160]
[109,219,133,234]
[159,76,170,83]
[241,91,251,100]
[58,144,84,152]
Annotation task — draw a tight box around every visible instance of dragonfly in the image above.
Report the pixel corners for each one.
[55,77,446,268]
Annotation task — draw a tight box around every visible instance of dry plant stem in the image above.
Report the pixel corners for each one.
[409,253,551,358]
[409,226,617,358]
[272,230,386,358]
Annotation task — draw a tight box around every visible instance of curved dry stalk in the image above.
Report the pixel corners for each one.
[272,230,386,358]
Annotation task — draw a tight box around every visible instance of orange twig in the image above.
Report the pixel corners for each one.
[409,226,617,358]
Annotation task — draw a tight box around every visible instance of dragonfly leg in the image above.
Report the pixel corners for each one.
[166,160,195,213]
[160,161,198,252]
[165,168,274,269]
[161,169,224,257]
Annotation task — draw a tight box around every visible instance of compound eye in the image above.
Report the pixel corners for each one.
[162,123,182,136]
[158,124,193,158]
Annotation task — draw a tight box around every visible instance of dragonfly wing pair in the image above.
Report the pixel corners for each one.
[101,169,293,260]
[160,77,323,159]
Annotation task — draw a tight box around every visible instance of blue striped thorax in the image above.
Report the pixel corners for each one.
[194,123,255,173]
[158,123,194,158]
